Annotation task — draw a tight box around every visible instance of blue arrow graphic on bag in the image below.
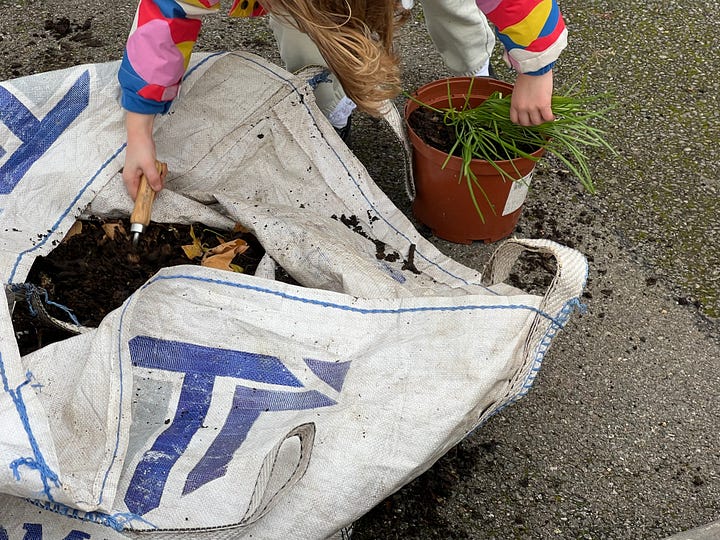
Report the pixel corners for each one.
[124,336,350,517]
[0,71,90,194]
[0,524,91,540]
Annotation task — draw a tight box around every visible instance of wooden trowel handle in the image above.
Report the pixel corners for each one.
[130,161,167,227]
[130,175,156,227]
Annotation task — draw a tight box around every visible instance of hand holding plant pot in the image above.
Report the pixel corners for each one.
[404,77,613,244]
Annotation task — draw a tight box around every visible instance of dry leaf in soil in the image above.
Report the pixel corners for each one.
[201,238,249,272]
[181,224,204,260]
[62,221,83,243]
[102,221,126,240]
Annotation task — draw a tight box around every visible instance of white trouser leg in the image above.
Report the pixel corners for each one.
[418,0,496,75]
[269,1,495,123]
[268,14,353,127]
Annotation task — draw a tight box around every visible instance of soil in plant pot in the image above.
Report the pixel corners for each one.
[10,218,290,356]
[407,106,538,159]
[407,107,458,155]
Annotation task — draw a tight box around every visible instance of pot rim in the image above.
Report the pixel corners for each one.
[404,76,545,167]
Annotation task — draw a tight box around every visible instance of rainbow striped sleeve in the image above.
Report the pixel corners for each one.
[118,0,266,114]
[228,0,267,17]
[476,0,568,75]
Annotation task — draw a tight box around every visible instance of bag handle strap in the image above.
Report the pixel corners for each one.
[241,422,316,525]
[482,237,588,317]
[379,100,415,201]
[121,423,315,532]
[475,238,588,424]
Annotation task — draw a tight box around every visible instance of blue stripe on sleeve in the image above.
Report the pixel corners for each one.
[526,62,555,75]
[496,30,521,51]
[118,53,173,114]
[153,0,191,19]
[538,1,561,38]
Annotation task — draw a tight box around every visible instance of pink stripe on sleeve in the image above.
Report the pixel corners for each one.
[126,19,186,87]
[476,0,503,14]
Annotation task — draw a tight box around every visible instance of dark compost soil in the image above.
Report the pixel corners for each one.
[11,214,412,357]
[11,218,270,356]
[407,107,459,155]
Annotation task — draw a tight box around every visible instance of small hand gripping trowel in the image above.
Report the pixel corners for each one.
[130,160,168,246]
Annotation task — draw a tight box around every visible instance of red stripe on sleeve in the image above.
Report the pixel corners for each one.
[137,0,164,26]
[168,17,202,43]
[524,17,565,52]
[487,0,542,30]
[136,1,202,45]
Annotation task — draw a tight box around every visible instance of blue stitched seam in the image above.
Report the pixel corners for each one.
[96,300,129,505]
[184,51,226,80]
[0,361,60,501]
[25,499,156,532]
[142,272,559,321]
[475,296,582,427]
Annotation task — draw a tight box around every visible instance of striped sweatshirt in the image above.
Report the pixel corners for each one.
[118,0,567,115]
[478,0,567,75]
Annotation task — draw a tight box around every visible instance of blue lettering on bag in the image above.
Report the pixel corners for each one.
[124,336,350,516]
[0,71,90,194]
[0,524,90,540]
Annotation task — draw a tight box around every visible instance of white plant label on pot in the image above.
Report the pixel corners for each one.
[503,172,533,216]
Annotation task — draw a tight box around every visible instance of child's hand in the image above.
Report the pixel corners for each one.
[123,112,163,200]
[510,71,555,126]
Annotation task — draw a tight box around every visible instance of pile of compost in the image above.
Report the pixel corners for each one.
[10,219,272,355]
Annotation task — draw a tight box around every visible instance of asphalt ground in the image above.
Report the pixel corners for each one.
[1,1,718,538]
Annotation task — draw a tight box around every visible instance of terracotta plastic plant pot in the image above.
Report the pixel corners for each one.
[405,77,545,244]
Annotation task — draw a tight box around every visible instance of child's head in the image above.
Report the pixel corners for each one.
[267,0,409,116]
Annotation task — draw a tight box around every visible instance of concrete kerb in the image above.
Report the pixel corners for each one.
[665,519,720,540]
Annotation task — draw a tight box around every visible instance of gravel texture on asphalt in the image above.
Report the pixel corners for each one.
[1,1,718,538]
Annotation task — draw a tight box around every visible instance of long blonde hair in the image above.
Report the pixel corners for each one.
[269,0,409,116]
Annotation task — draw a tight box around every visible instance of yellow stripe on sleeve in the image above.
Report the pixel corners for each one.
[181,0,220,10]
[502,0,552,47]
[228,0,254,17]
[177,40,195,70]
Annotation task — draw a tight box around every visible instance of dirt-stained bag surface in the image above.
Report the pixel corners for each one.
[0,53,587,539]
